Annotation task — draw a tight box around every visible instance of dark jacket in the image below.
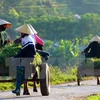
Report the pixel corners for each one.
[15,35,36,58]
[84,41,100,58]
[15,45,36,58]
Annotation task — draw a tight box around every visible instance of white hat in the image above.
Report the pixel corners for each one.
[15,24,33,35]
[90,35,100,42]
[28,24,37,34]
[0,19,12,28]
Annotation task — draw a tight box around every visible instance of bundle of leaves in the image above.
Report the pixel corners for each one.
[0,44,21,66]
[0,43,42,68]
[81,58,100,69]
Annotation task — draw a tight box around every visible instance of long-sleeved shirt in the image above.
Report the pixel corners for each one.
[84,41,100,58]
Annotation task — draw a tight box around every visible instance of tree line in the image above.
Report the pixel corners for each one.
[0,0,100,41]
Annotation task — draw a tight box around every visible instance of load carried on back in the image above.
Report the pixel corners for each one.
[81,35,100,58]
[77,35,100,85]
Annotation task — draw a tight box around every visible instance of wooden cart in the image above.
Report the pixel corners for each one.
[77,58,100,86]
[0,58,50,96]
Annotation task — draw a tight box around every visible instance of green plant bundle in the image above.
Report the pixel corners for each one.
[0,43,42,68]
[32,52,42,66]
[0,44,21,66]
[81,58,100,69]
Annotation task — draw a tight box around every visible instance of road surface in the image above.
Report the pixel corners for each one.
[0,79,100,100]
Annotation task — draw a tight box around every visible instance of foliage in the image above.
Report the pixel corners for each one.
[44,39,80,66]
[0,1,100,41]
[0,43,42,70]
[87,94,100,100]
[33,53,42,66]
[0,43,21,66]
[0,83,15,91]
[43,40,54,51]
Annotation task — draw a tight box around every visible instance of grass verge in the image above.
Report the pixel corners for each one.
[0,65,77,91]
[87,94,100,100]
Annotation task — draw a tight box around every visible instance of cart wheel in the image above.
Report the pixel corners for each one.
[40,63,50,96]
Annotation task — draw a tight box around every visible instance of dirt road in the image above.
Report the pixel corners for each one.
[0,79,100,100]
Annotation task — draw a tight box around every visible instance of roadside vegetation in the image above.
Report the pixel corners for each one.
[0,65,77,91]
[50,66,77,85]
[87,94,100,100]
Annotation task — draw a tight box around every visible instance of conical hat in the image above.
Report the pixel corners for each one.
[15,24,33,35]
[90,35,100,42]
[0,19,12,28]
[28,24,37,34]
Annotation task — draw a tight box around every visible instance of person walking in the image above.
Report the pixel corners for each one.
[82,35,100,58]
[0,19,11,48]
